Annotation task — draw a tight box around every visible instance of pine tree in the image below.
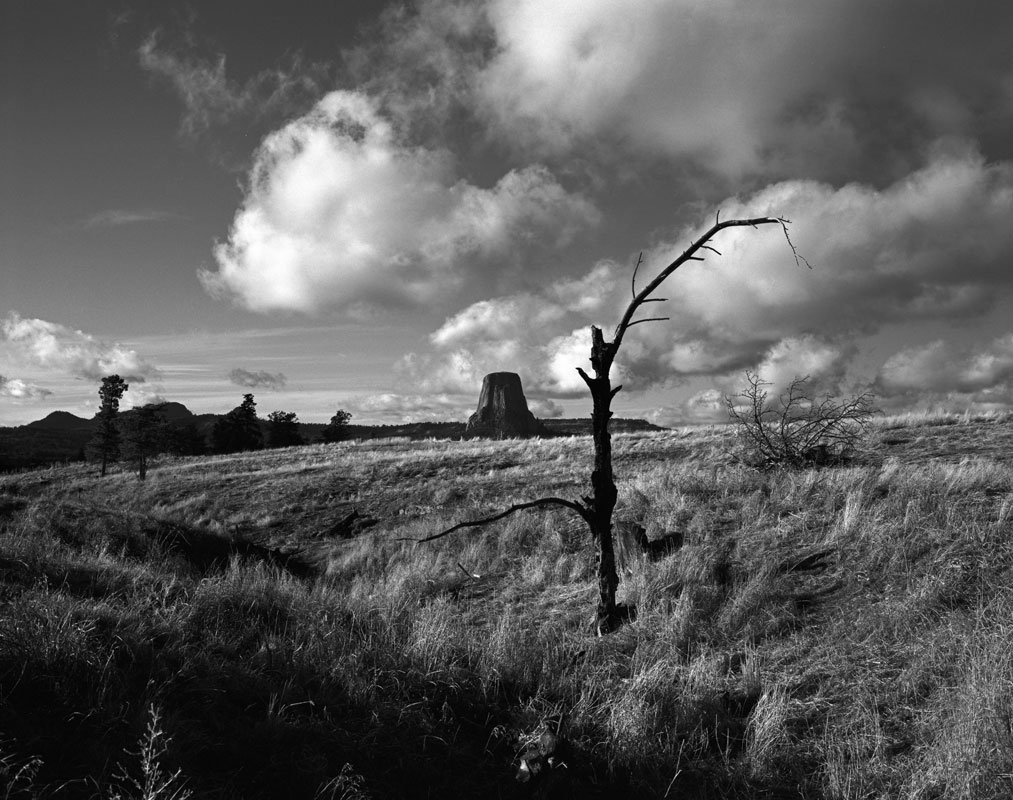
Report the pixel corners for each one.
[87,375,128,477]
[166,422,207,456]
[212,394,264,453]
[267,410,304,449]
[122,404,168,480]
[321,409,352,443]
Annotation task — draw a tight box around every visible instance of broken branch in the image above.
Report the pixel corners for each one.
[413,497,592,544]
[777,217,812,269]
[631,252,644,299]
[625,316,671,329]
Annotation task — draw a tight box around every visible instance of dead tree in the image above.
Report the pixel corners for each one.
[417,214,805,634]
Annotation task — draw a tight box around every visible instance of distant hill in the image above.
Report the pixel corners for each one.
[148,402,195,422]
[336,417,665,442]
[0,404,666,472]
[25,411,95,432]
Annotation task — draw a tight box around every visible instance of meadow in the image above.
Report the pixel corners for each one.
[3,412,1013,798]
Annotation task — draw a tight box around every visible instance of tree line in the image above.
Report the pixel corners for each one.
[87,376,352,479]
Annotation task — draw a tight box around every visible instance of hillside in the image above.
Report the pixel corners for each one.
[2,412,1013,797]
[0,417,94,471]
[25,410,96,431]
[0,405,665,473]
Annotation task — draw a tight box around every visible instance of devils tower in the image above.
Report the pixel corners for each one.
[464,372,547,439]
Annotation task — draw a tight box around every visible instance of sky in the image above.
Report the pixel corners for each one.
[3,1,1013,427]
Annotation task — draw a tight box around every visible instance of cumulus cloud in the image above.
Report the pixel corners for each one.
[876,334,1013,399]
[528,398,564,419]
[402,143,1013,402]
[400,296,601,399]
[228,368,287,391]
[202,90,598,314]
[638,143,1013,372]
[344,0,1013,187]
[647,390,728,427]
[139,34,328,138]
[1,313,160,383]
[749,336,853,401]
[343,0,489,143]
[472,0,1013,181]
[122,386,168,411]
[0,375,52,400]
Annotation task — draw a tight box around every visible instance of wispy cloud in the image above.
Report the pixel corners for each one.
[1,312,161,383]
[138,33,329,139]
[346,392,470,423]
[80,208,183,229]
[228,368,286,391]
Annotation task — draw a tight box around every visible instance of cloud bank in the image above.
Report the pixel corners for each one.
[202,91,597,314]
[1,313,160,383]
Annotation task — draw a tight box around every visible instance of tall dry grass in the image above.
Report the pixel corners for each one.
[2,416,1013,797]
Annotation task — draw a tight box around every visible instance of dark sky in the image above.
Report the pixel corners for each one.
[3,1,1013,425]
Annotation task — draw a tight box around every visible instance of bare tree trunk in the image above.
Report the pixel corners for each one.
[584,327,620,631]
[588,382,619,630]
[416,214,800,635]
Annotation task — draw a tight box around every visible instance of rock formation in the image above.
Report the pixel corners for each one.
[464,372,546,439]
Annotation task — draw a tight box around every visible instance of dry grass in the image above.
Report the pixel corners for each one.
[2,417,1013,797]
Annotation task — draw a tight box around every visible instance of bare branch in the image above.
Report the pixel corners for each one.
[631,252,644,300]
[701,245,722,256]
[625,316,671,329]
[412,497,592,544]
[777,218,812,269]
[610,384,623,400]
[612,216,783,354]
[576,366,594,388]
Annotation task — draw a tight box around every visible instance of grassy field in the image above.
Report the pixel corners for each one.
[3,412,1013,798]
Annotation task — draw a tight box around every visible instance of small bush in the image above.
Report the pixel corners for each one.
[727,372,876,469]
